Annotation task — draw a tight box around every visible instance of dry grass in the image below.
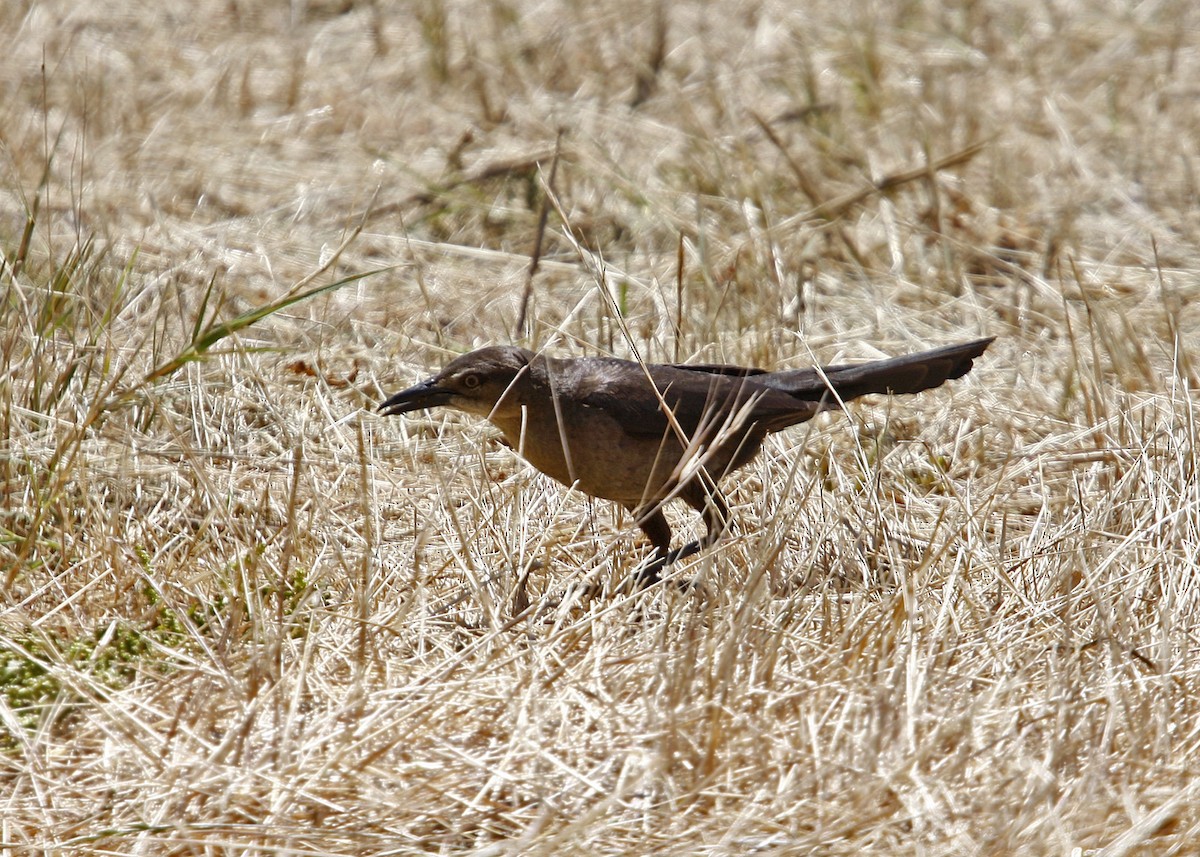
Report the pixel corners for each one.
[2,0,1199,853]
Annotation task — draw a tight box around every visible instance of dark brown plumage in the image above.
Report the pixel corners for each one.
[380,337,993,584]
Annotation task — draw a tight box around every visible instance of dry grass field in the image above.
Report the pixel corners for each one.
[3,0,1199,853]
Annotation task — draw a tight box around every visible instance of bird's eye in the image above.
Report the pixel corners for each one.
[462,373,481,390]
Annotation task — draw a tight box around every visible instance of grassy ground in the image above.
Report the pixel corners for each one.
[2,0,1199,853]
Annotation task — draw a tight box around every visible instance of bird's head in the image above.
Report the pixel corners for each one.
[378,346,535,420]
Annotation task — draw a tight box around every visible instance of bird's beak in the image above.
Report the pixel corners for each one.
[378,378,454,416]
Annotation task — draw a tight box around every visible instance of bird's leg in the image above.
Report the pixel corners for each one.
[629,484,731,587]
[681,481,731,553]
[630,505,674,587]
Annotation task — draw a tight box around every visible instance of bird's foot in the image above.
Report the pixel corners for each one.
[631,540,702,590]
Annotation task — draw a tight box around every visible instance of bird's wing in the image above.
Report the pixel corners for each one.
[663,362,768,378]
[563,360,819,439]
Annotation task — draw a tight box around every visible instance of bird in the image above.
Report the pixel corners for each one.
[379,336,993,585]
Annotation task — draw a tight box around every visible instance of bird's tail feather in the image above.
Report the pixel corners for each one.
[761,337,994,403]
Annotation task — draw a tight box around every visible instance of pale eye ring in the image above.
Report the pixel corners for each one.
[462,374,481,390]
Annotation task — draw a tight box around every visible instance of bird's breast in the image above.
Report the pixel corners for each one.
[488,407,683,506]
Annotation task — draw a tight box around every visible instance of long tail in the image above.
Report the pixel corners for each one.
[760,337,994,403]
